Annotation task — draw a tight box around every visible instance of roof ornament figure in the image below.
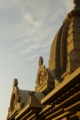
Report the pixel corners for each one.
[36,56,47,86]
[38,56,43,67]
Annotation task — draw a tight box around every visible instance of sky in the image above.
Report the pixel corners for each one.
[0,0,74,119]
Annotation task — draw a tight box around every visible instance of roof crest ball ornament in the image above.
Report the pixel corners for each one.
[63,0,80,23]
[73,0,80,6]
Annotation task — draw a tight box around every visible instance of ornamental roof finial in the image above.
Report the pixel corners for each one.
[73,0,80,6]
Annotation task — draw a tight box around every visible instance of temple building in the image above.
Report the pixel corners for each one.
[7,0,80,120]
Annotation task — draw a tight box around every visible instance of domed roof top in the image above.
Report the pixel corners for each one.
[48,0,80,80]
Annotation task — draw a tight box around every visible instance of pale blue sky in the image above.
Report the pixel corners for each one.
[0,0,73,119]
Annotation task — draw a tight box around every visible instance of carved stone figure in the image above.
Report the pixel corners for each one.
[9,79,20,112]
[36,56,47,86]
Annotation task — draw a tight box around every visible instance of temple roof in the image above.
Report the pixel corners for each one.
[48,0,80,80]
[7,79,44,118]
[7,0,80,119]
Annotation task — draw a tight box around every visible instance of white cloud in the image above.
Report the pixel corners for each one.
[15,42,24,48]
[20,49,31,55]
[9,54,16,58]
[20,40,51,55]
[40,49,48,54]
[23,39,29,43]
[26,54,38,60]
[28,44,41,50]
[23,13,40,27]
[15,39,29,48]
[20,44,40,55]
